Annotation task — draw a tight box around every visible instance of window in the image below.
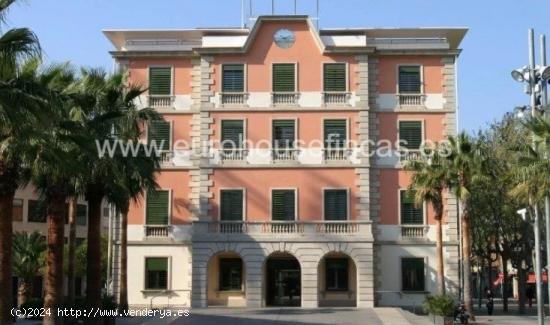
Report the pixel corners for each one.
[398,66,421,94]
[272,64,296,92]
[401,258,425,292]
[272,120,296,148]
[220,190,244,221]
[28,200,46,223]
[324,63,347,92]
[146,190,170,225]
[148,67,172,95]
[145,257,168,290]
[271,189,295,221]
[325,258,349,291]
[221,120,244,149]
[219,258,243,291]
[147,120,171,152]
[324,189,348,221]
[400,190,423,225]
[324,120,347,148]
[398,121,422,150]
[13,199,23,222]
[76,204,87,226]
[222,64,245,92]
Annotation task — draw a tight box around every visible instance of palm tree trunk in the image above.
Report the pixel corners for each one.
[43,194,66,325]
[85,191,103,325]
[502,255,509,312]
[67,196,77,306]
[17,280,32,307]
[518,268,526,314]
[461,205,475,320]
[0,193,15,325]
[118,202,129,311]
[435,216,445,295]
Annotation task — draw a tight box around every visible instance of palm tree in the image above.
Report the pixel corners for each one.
[70,69,158,319]
[444,132,481,320]
[0,0,41,322]
[12,231,46,307]
[405,147,448,295]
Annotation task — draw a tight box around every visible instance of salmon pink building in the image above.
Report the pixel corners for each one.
[104,15,466,309]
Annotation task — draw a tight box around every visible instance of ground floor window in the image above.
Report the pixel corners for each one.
[219,258,243,291]
[401,257,425,292]
[145,257,168,290]
[325,258,349,291]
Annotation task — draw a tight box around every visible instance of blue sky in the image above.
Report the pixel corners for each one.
[8,0,550,132]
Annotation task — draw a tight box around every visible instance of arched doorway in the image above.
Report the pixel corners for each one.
[318,252,357,307]
[265,252,301,307]
[207,251,245,307]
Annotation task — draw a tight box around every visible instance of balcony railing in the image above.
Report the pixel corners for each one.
[397,94,425,107]
[159,151,174,166]
[400,225,428,239]
[323,92,351,106]
[272,92,299,105]
[272,148,300,162]
[323,148,351,161]
[220,92,248,106]
[197,221,368,236]
[144,225,171,238]
[220,148,248,162]
[399,150,424,163]
[148,95,175,109]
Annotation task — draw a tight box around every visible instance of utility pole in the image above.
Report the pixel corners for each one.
[528,28,544,325]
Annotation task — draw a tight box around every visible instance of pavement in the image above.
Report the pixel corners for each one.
[13,307,550,325]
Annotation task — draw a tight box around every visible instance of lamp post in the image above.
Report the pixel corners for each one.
[510,29,550,325]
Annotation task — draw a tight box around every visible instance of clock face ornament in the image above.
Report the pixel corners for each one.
[274,29,296,49]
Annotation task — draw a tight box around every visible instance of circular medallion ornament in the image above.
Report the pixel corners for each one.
[273,29,296,49]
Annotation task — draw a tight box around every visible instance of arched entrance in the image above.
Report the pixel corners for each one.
[207,251,245,307]
[265,252,301,307]
[318,252,357,307]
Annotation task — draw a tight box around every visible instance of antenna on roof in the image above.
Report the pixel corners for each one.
[244,0,320,29]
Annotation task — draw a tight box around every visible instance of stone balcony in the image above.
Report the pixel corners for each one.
[192,220,373,242]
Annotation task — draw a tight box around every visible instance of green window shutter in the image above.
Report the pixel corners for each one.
[146,190,169,225]
[221,120,244,148]
[324,190,348,221]
[28,200,46,223]
[398,66,421,94]
[219,258,243,291]
[272,64,296,92]
[149,67,172,95]
[402,258,425,291]
[272,190,295,221]
[222,64,244,92]
[272,120,295,147]
[399,121,422,150]
[76,204,87,226]
[220,190,243,221]
[148,120,171,151]
[400,190,423,224]
[324,119,347,147]
[145,257,168,290]
[324,63,346,92]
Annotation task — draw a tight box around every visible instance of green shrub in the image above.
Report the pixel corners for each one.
[423,294,455,317]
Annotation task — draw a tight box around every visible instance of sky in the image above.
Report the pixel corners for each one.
[8,0,550,132]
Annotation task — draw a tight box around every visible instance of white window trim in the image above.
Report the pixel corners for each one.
[271,62,298,93]
[322,188,351,221]
[397,188,427,226]
[143,256,172,291]
[396,64,424,95]
[270,117,299,148]
[396,118,425,151]
[218,188,247,221]
[219,118,247,149]
[145,120,174,151]
[399,256,428,293]
[321,117,350,149]
[269,188,298,221]
[322,62,349,92]
[143,188,173,226]
[147,65,174,96]
[220,62,247,93]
